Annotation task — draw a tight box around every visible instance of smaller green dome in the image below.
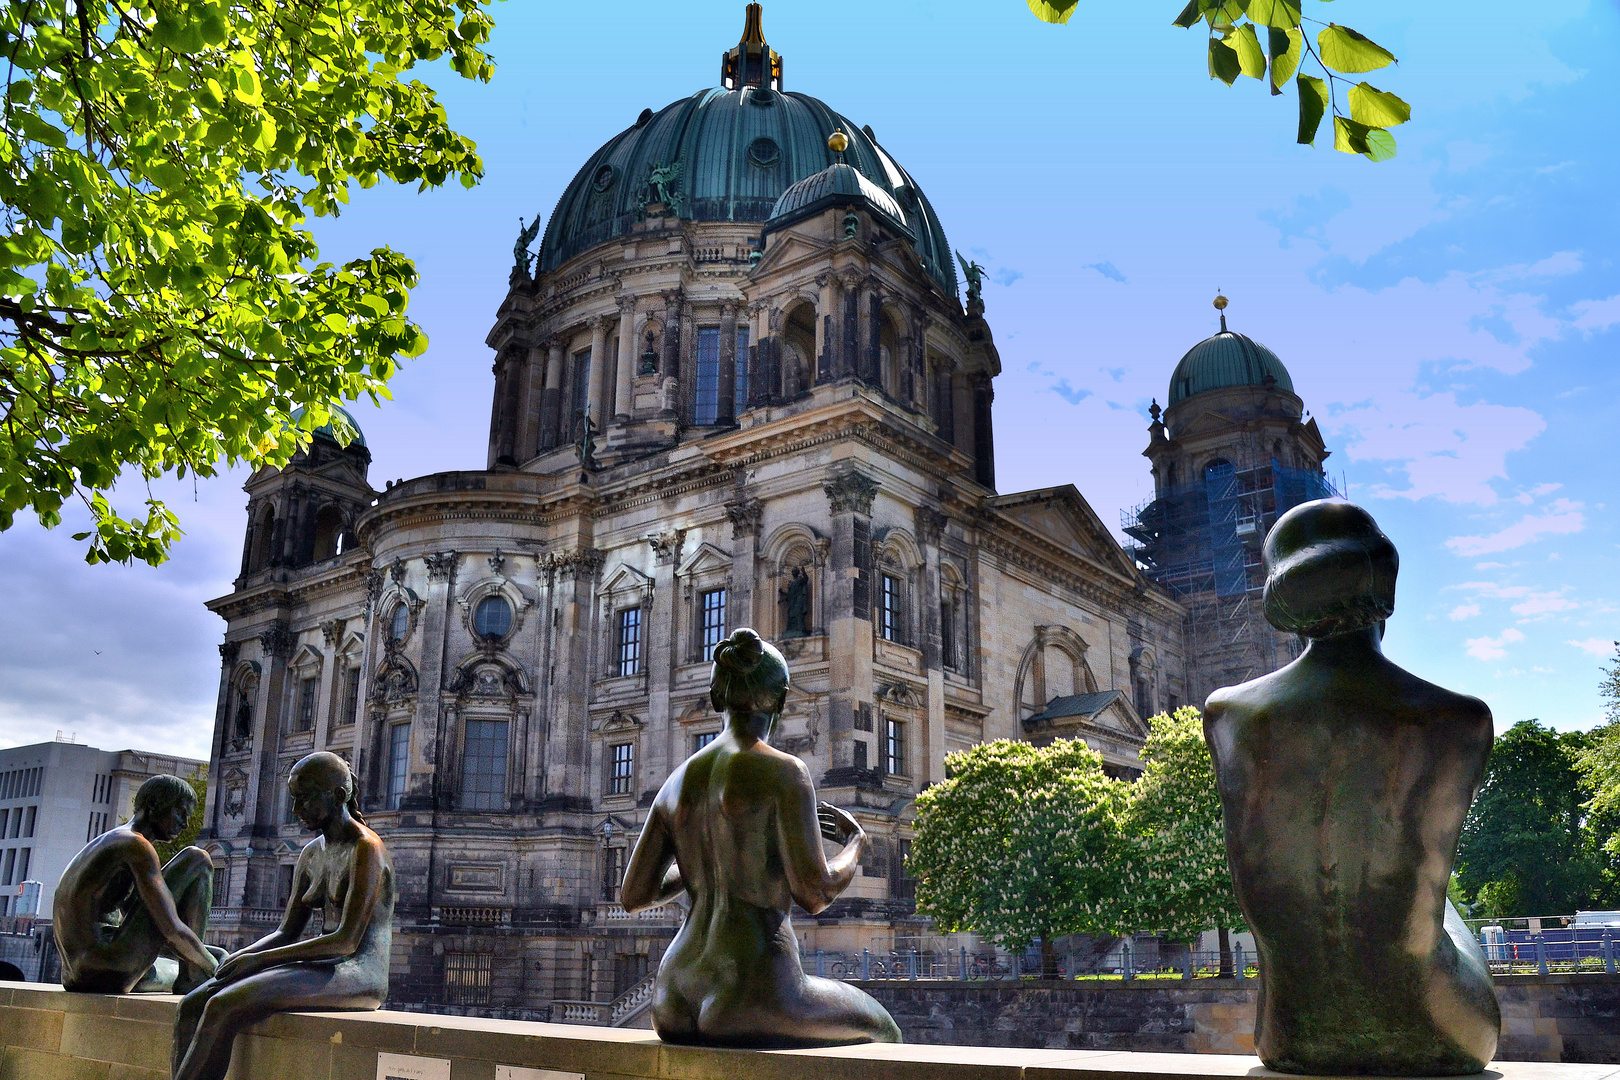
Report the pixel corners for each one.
[765,162,912,239]
[288,405,366,448]
[1167,328,1293,406]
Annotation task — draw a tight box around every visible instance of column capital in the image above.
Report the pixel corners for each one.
[914,506,948,547]
[423,550,459,581]
[258,621,295,659]
[647,530,685,565]
[720,300,739,318]
[218,639,241,665]
[725,497,764,541]
[320,618,347,648]
[616,294,637,314]
[823,469,879,517]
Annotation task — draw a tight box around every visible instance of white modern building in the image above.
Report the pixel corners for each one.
[0,739,206,918]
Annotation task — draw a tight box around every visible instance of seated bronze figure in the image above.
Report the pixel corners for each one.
[621,628,901,1048]
[1204,500,1499,1075]
[54,773,221,994]
[172,752,394,1080]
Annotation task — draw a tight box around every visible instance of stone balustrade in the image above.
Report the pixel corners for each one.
[5,981,1620,1080]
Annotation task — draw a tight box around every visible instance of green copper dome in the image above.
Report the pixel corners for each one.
[1167,327,1294,406]
[288,405,366,448]
[765,162,911,238]
[539,85,958,296]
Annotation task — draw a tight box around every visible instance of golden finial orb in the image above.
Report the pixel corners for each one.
[827,130,850,154]
[1213,294,1229,311]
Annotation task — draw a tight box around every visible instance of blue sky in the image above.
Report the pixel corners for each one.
[1,0,1616,757]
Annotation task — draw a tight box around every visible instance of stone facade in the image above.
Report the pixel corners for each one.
[198,16,1186,1017]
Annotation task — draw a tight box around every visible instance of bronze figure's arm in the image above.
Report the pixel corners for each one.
[776,759,862,914]
[124,833,216,975]
[620,808,684,910]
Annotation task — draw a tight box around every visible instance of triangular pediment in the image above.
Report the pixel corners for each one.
[677,541,733,578]
[1173,407,1244,440]
[987,486,1139,581]
[750,230,830,278]
[601,562,652,596]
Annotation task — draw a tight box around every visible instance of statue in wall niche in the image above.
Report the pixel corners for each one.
[780,566,811,638]
[54,774,223,994]
[1203,500,1499,1075]
[171,752,394,1080]
[620,628,901,1048]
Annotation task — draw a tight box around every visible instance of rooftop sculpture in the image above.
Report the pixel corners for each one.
[620,628,901,1048]
[1203,499,1500,1074]
[53,774,221,995]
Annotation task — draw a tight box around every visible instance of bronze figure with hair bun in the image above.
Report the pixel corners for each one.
[620,628,901,1047]
[171,752,394,1080]
[1204,500,1499,1075]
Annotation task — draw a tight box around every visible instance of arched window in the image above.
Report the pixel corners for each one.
[879,311,903,397]
[782,303,817,398]
[473,595,513,640]
[249,506,276,571]
[311,505,344,561]
[389,603,410,644]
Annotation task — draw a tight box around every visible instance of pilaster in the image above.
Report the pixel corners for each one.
[822,469,879,772]
[645,531,683,794]
[725,498,763,629]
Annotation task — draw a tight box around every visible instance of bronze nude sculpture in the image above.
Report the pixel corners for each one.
[54,774,222,994]
[172,752,394,1080]
[1204,500,1500,1075]
[620,628,901,1048]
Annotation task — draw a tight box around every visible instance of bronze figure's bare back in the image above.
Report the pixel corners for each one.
[1204,500,1499,1075]
[621,628,900,1048]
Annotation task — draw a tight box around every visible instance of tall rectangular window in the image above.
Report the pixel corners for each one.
[17,848,29,882]
[22,806,34,837]
[602,846,626,901]
[340,669,360,727]
[694,326,722,425]
[618,607,643,676]
[0,812,7,839]
[277,863,295,907]
[853,740,868,772]
[700,588,727,662]
[212,866,227,904]
[735,325,751,413]
[940,599,957,670]
[693,731,718,755]
[387,724,410,810]
[880,574,900,642]
[609,742,634,796]
[10,811,20,839]
[459,719,509,811]
[297,677,318,732]
[885,717,906,776]
[444,951,493,1006]
[2,849,14,886]
[571,347,592,432]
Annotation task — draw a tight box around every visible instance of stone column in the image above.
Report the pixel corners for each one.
[914,507,948,786]
[587,316,610,429]
[660,289,683,383]
[725,498,763,629]
[862,283,881,386]
[615,299,636,421]
[493,350,520,464]
[203,640,240,837]
[315,618,346,747]
[840,272,861,380]
[541,340,565,450]
[542,549,602,803]
[972,371,996,489]
[823,470,879,774]
[408,551,458,811]
[247,620,295,838]
[645,532,683,795]
[518,341,546,460]
[815,273,834,384]
[717,302,738,426]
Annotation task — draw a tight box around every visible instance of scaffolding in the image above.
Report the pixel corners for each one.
[1124,457,1339,696]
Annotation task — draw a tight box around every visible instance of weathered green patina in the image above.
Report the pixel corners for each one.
[1167,323,1295,406]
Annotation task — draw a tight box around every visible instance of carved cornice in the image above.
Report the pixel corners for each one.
[725,498,764,541]
[823,470,879,517]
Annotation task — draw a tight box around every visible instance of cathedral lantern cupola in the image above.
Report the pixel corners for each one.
[721,4,783,90]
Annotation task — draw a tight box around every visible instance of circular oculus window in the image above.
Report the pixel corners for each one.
[747,137,781,168]
[474,595,513,639]
[592,164,617,192]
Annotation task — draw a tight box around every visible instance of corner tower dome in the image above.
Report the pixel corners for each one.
[1167,299,1293,406]
[538,5,958,296]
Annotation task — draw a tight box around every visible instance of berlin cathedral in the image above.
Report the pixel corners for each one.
[198,7,1333,1019]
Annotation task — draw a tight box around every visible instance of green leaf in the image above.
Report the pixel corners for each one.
[1171,0,1204,28]
[1268,27,1302,94]
[1208,36,1241,86]
[1227,24,1266,80]
[1026,0,1079,24]
[1347,82,1411,127]
[1333,116,1395,160]
[1296,73,1329,145]
[1318,23,1396,74]
[1245,0,1301,29]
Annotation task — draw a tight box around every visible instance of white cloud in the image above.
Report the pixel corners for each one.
[1568,638,1615,658]
[1571,294,1620,334]
[1466,628,1525,661]
[1448,604,1481,621]
[1514,482,1562,505]
[1445,499,1586,556]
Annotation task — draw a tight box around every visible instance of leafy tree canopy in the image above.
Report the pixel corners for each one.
[1120,707,1245,944]
[1576,643,1620,857]
[0,0,493,565]
[1024,1,1408,162]
[908,738,1126,956]
[1456,718,1615,917]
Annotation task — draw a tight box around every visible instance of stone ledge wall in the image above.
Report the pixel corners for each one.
[6,982,1619,1080]
[859,975,1620,1064]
